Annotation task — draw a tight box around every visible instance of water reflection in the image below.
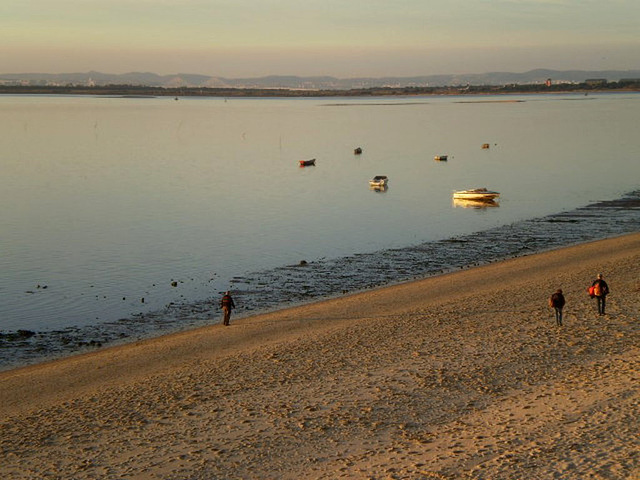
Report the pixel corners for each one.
[369,184,388,193]
[453,198,500,209]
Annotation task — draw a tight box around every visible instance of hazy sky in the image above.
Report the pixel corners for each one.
[2,0,639,77]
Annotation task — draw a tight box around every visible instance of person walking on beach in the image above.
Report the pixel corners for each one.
[549,289,566,326]
[592,274,610,315]
[219,291,236,326]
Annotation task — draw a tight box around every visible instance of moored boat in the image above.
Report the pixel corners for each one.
[369,175,388,187]
[452,188,500,201]
[299,158,316,167]
[434,155,448,161]
[354,147,363,154]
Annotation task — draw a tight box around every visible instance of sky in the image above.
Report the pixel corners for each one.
[2,0,639,78]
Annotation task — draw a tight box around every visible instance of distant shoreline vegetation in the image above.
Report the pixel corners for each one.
[1,80,639,97]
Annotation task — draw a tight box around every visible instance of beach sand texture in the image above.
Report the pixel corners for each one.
[1,233,639,479]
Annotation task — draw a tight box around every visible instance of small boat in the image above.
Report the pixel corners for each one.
[299,158,316,167]
[434,155,448,161]
[354,147,363,155]
[482,143,490,149]
[452,188,500,201]
[369,175,388,187]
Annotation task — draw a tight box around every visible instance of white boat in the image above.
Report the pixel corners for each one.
[452,188,500,201]
[369,175,388,187]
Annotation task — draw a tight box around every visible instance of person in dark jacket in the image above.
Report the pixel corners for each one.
[591,274,610,315]
[220,291,236,326]
[549,288,566,326]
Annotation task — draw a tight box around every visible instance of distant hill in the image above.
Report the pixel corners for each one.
[1,69,639,89]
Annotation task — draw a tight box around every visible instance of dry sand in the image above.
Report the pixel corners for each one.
[1,233,639,480]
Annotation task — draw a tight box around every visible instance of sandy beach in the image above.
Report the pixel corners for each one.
[1,233,639,479]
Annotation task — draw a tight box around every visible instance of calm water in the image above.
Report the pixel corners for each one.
[1,93,639,368]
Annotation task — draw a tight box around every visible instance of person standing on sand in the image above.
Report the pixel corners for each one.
[220,291,236,326]
[549,288,566,326]
[592,274,610,315]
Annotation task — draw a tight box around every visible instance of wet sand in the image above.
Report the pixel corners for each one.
[1,233,639,479]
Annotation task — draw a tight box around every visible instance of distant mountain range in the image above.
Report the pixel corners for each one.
[1,69,639,89]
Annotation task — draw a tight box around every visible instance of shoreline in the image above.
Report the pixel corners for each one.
[1,233,639,478]
[1,230,637,383]
[3,189,639,371]
[1,85,639,98]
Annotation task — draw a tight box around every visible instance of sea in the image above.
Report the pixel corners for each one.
[1,92,639,370]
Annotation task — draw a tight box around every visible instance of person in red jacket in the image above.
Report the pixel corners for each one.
[591,274,610,315]
[219,291,236,326]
